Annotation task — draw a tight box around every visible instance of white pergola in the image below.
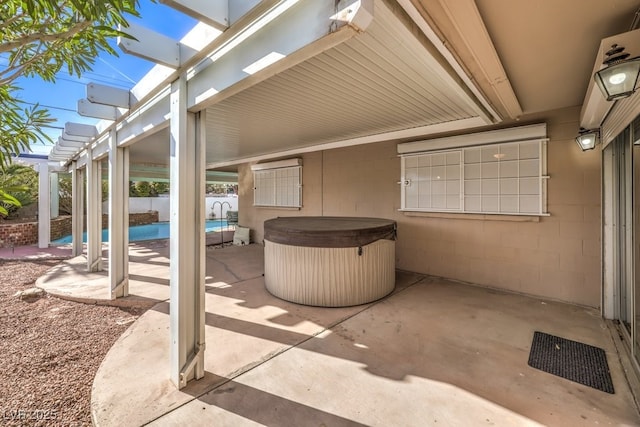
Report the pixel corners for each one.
[45,0,518,389]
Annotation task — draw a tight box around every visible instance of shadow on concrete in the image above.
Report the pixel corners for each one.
[77,242,640,426]
[176,372,369,427]
[129,274,170,287]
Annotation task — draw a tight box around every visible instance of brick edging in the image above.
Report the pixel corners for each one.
[0,211,159,248]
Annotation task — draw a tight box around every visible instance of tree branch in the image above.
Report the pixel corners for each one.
[0,10,27,28]
[0,20,92,53]
[0,43,48,85]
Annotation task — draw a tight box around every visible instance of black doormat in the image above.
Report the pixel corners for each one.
[527,331,614,394]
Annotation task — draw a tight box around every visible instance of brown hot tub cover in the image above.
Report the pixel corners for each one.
[263,216,396,248]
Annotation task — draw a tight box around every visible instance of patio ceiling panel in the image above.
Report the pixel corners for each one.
[204,0,493,166]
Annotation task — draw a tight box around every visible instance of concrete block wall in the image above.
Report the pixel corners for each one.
[239,106,602,308]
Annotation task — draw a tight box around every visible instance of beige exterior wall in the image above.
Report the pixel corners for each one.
[238,106,601,307]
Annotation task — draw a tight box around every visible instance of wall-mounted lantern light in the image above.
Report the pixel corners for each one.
[575,128,599,151]
[594,44,640,101]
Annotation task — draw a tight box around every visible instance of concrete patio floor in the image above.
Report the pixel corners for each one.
[36,241,640,426]
[0,244,72,260]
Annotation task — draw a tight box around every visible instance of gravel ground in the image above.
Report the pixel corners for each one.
[0,259,144,426]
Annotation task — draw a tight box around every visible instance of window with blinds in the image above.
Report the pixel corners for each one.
[399,128,548,215]
[252,159,302,208]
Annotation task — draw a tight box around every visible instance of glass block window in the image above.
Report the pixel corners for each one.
[253,166,301,208]
[401,140,547,215]
[403,151,461,210]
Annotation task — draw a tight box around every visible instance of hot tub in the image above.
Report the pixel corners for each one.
[264,217,396,307]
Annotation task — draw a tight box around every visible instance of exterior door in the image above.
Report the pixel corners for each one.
[633,119,640,364]
[613,130,633,336]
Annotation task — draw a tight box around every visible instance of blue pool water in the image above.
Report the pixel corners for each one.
[53,220,229,244]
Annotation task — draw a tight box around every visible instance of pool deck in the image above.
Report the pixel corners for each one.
[0,229,233,263]
[51,221,235,245]
[34,230,235,308]
[30,240,640,426]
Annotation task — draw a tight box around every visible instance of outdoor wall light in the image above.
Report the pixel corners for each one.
[594,44,640,101]
[575,128,599,151]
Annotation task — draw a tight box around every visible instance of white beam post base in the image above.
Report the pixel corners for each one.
[170,74,206,389]
[108,129,130,299]
[71,162,85,257]
[37,162,50,249]
[86,150,103,272]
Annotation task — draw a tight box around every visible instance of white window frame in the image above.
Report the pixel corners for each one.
[252,158,302,208]
[398,124,549,216]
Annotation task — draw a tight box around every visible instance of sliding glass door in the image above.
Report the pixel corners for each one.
[633,119,640,364]
[612,129,633,336]
[612,116,640,368]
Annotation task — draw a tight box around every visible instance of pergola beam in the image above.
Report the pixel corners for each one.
[127,164,238,183]
[57,137,86,148]
[76,155,87,169]
[91,143,110,161]
[65,122,98,138]
[159,0,229,30]
[87,82,133,109]
[51,144,79,153]
[116,94,170,146]
[52,123,98,161]
[78,99,119,121]
[117,22,196,68]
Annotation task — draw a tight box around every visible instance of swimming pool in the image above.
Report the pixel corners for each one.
[52,220,230,244]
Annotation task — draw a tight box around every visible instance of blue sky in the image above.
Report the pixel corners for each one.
[5,0,197,155]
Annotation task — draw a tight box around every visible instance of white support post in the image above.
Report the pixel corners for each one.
[170,74,206,389]
[49,172,59,219]
[86,150,103,272]
[37,162,50,249]
[71,162,85,257]
[108,129,130,299]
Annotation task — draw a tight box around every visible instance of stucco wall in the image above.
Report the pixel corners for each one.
[238,107,601,307]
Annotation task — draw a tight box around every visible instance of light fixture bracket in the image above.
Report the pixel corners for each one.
[602,44,630,65]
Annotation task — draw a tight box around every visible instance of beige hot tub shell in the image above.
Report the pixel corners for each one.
[264,238,395,307]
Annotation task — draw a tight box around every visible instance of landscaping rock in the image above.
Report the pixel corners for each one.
[14,287,45,300]
[1,258,143,425]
